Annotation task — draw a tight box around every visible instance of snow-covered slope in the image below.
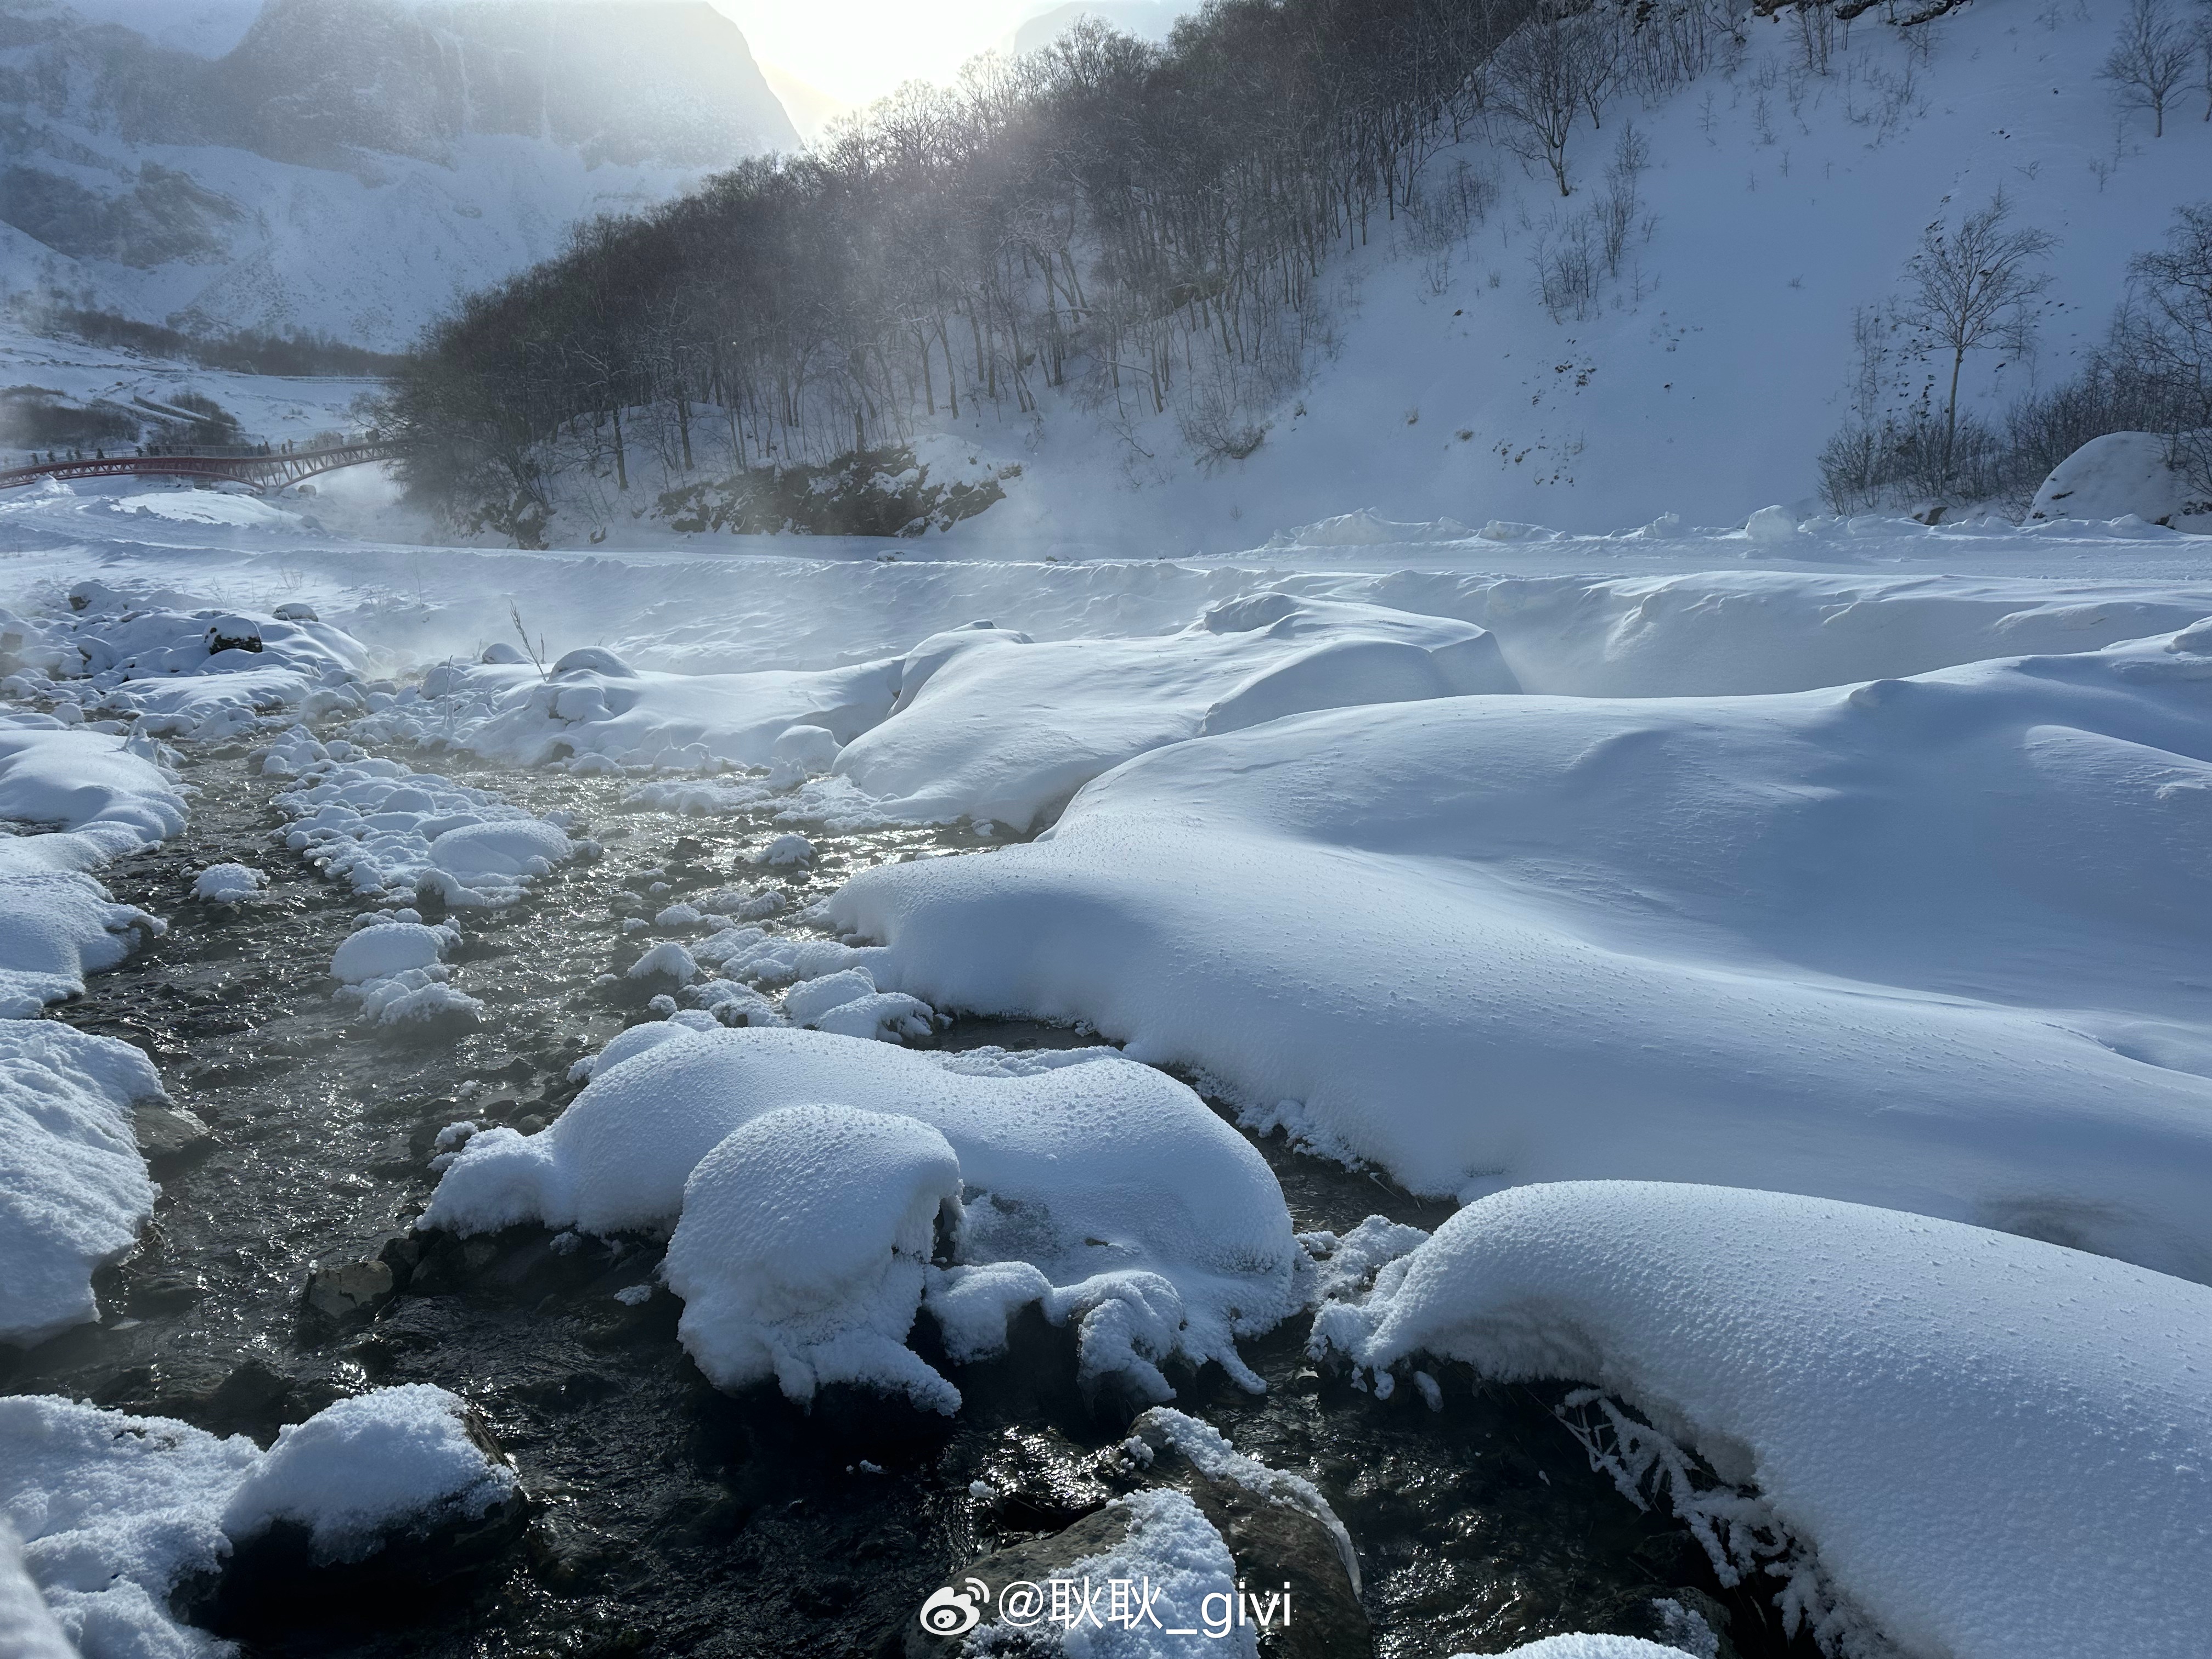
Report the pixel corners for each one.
[0,0,796,351]
[925,2,2212,549]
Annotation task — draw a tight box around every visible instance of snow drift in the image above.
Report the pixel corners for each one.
[832,596,1517,829]
[835,623,2212,1281]
[1311,1181,2212,1659]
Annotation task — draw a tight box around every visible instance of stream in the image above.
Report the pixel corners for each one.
[0,726,1814,1659]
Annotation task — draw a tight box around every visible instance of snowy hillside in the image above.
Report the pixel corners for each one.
[0,0,796,351]
[911,2,2212,548]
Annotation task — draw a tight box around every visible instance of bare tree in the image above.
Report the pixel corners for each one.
[2199,0,2212,121]
[1489,12,1585,196]
[1900,192,2056,481]
[2101,0,2194,137]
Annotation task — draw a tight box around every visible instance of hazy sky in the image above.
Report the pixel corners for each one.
[66,1,1187,123]
[710,2,1036,107]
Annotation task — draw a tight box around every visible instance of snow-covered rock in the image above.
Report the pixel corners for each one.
[663,1105,966,1410]
[422,1026,1301,1403]
[2028,432,2193,527]
[190,862,264,902]
[267,727,573,907]
[834,625,2212,1281]
[1310,1181,2212,1659]
[328,915,479,1027]
[218,1386,516,1564]
[0,1387,515,1656]
[0,1023,165,1346]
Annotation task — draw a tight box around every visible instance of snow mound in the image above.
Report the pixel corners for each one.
[191,862,264,902]
[266,727,573,906]
[663,1105,965,1411]
[422,1026,1300,1401]
[219,1385,517,1564]
[832,596,1517,831]
[0,1023,165,1345]
[330,918,481,1028]
[1311,1181,2212,1659]
[2028,432,2193,527]
[0,1387,513,1655]
[0,726,179,1014]
[834,626,2212,1280]
[356,653,904,774]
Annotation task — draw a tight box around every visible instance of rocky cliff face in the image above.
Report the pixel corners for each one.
[0,0,795,345]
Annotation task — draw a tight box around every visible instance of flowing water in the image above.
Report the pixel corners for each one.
[1,731,1814,1659]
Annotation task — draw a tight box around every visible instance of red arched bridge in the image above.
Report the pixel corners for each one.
[0,439,402,495]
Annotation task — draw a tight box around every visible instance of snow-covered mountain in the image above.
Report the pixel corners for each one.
[0,0,797,350]
[958,2,2212,545]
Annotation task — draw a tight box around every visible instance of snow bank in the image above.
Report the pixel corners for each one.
[1311,1181,2212,1659]
[424,1026,1300,1403]
[832,596,1517,830]
[0,1386,513,1656]
[265,727,573,907]
[663,1105,965,1410]
[0,1023,165,1346]
[355,652,904,774]
[835,625,2212,1280]
[0,726,179,1015]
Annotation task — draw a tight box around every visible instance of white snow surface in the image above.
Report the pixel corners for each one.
[0,1022,165,1346]
[266,727,574,907]
[0,1386,513,1658]
[422,1025,1301,1402]
[0,724,179,1015]
[832,597,1517,829]
[1310,1181,2212,1659]
[835,623,2212,1281]
[0,1522,76,1659]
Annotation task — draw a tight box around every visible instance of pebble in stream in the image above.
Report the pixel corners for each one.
[0,730,1812,1659]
